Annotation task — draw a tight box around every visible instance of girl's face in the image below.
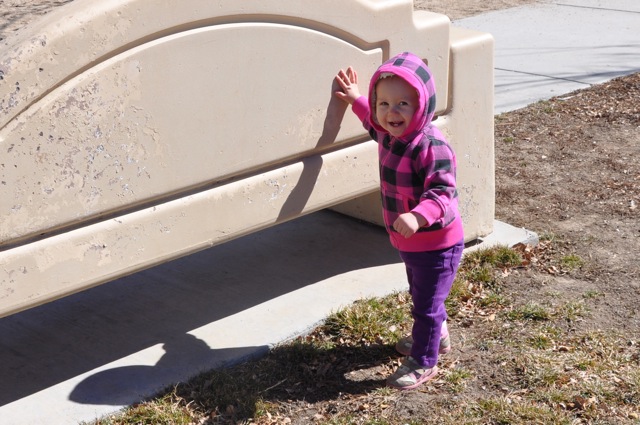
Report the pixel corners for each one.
[374,77,419,138]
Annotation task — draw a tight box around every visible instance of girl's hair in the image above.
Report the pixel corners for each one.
[378,72,396,80]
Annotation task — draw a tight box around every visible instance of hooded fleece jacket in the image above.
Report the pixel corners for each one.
[351,52,464,252]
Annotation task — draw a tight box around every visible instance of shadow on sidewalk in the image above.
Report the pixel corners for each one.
[0,211,400,407]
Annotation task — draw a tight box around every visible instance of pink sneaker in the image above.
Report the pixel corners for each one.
[395,321,451,356]
[386,356,438,390]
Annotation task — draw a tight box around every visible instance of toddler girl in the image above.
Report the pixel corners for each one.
[334,52,464,390]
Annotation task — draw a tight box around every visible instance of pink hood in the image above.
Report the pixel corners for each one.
[367,52,437,139]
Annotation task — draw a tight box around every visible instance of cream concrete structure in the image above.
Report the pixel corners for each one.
[0,0,494,318]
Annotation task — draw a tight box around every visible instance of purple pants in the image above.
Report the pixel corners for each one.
[399,239,464,368]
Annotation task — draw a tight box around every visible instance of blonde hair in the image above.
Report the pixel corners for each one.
[378,72,396,80]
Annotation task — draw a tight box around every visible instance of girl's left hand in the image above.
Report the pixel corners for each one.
[393,212,426,238]
[334,66,360,105]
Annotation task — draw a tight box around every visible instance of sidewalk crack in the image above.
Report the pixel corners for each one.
[554,3,640,14]
[495,67,591,85]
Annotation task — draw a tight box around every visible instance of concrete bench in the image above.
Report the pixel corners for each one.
[0,0,494,318]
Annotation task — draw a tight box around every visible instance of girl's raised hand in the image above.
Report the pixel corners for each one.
[334,66,361,105]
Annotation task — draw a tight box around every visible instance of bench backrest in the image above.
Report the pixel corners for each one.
[0,0,493,317]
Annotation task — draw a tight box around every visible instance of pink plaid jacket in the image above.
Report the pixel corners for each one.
[351,52,464,252]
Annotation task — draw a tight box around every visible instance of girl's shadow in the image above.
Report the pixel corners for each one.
[71,331,397,418]
[69,333,260,406]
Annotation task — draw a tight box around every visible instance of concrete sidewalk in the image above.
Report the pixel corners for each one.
[1,1,639,423]
[460,0,640,113]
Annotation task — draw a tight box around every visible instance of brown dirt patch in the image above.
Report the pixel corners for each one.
[415,0,541,20]
[495,74,640,332]
[0,0,73,42]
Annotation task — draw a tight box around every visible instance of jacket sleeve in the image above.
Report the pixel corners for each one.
[352,96,384,142]
[351,96,369,124]
[411,135,458,227]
